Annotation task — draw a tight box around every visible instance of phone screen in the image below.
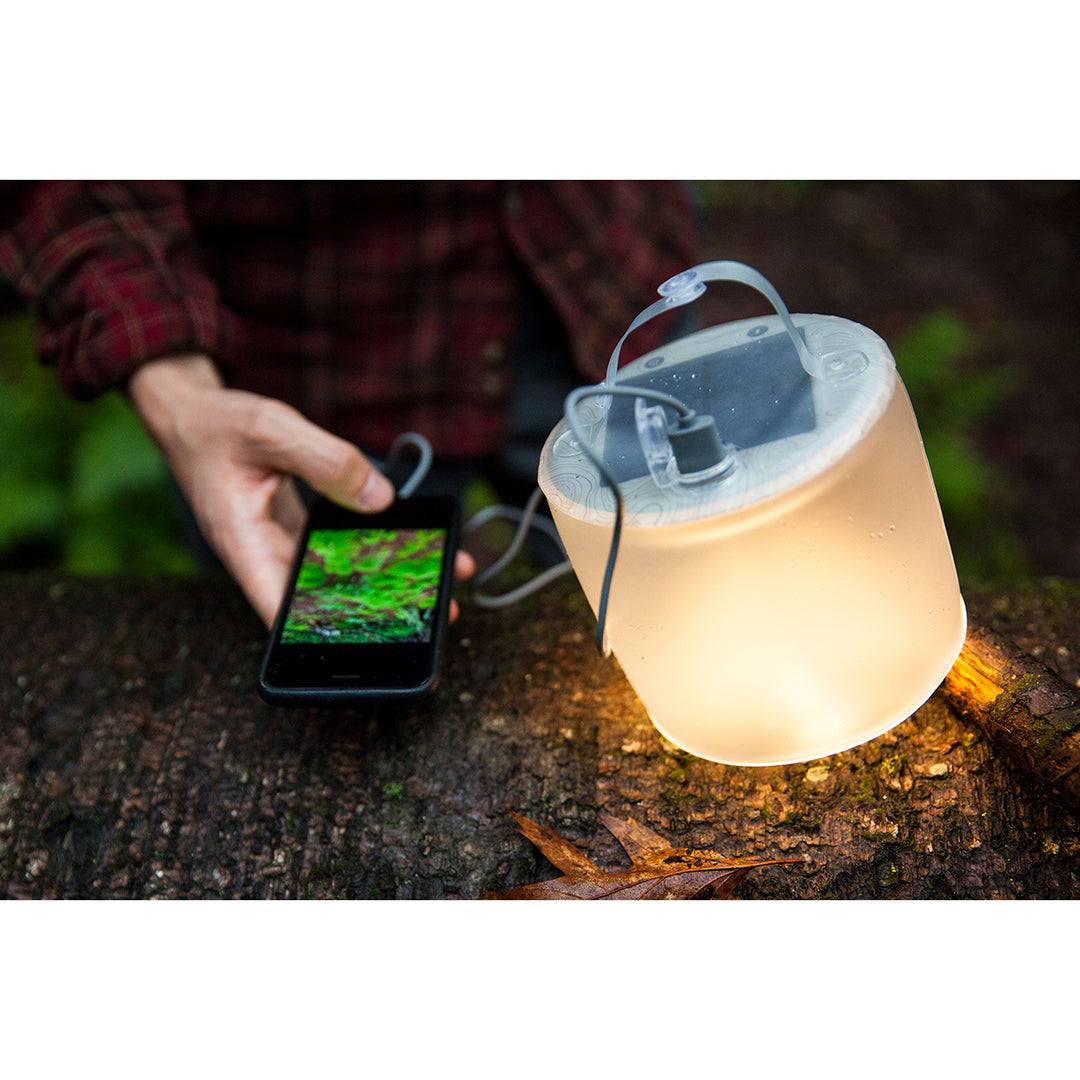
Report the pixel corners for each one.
[258,496,459,705]
[280,527,447,646]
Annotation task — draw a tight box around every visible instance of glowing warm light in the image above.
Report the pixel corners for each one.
[942,649,1002,712]
[540,324,966,767]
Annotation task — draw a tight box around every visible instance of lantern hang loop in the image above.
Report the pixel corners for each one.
[603,260,825,387]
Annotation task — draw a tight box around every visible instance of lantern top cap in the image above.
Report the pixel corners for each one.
[541,264,897,526]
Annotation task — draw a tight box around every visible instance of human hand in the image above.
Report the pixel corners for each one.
[128,353,475,627]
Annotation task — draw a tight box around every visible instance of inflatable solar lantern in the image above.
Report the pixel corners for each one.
[538,262,966,767]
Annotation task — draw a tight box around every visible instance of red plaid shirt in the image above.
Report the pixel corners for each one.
[0,180,698,457]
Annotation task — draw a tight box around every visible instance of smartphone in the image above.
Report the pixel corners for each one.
[258,495,460,705]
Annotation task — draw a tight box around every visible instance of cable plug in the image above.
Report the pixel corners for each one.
[666,411,730,477]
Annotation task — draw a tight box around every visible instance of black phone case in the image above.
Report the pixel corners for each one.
[257,496,459,706]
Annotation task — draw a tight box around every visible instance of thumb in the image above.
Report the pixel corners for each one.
[245,398,395,512]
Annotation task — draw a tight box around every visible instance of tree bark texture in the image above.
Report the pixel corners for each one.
[943,621,1080,817]
[2,574,1079,899]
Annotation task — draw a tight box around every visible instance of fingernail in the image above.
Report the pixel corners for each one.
[359,469,395,510]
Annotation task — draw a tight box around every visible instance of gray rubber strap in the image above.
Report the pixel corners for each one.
[604,260,823,385]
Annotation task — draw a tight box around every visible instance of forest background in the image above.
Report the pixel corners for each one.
[1,180,1077,586]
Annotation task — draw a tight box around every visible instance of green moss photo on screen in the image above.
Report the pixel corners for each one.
[281,527,446,646]
[258,496,460,706]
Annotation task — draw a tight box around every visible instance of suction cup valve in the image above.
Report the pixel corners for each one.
[658,269,707,306]
[820,349,869,381]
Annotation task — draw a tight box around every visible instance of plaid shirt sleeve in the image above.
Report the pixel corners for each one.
[504,180,700,382]
[0,181,699,458]
[0,180,243,398]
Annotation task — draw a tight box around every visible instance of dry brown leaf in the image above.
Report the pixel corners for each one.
[486,811,804,900]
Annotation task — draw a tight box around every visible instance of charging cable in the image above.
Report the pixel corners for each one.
[380,376,721,653]
[380,433,434,498]
[376,431,576,609]
[465,487,574,608]
[382,260,814,654]
[381,380,719,652]
[563,384,713,655]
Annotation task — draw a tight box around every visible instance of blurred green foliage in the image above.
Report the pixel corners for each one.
[892,311,1028,581]
[695,180,816,209]
[0,312,194,575]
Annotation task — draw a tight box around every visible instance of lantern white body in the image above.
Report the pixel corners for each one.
[539,327,966,766]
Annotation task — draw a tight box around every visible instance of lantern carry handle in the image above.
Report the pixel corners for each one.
[603,260,824,386]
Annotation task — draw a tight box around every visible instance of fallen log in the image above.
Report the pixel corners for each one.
[4,575,1080,898]
[941,620,1080,818]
